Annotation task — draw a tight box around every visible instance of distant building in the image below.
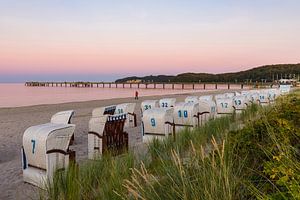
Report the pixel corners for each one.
[278,79,298,86]
[126,79,142,83]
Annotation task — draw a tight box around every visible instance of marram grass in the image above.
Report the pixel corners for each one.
[41,91,300,200]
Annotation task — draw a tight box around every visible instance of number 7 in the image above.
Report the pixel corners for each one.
[31,139,36,154]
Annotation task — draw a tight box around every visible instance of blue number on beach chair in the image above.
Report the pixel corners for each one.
[178,110,182,117]
[150,118,156,127]
[235,100,241,106]
[118,108,124,114]
[211,107,216,112]
[31,139,36,154]
[183,110,188,118]
[221,102,228,108]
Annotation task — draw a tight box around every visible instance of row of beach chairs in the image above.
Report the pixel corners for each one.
[21,87,289,188]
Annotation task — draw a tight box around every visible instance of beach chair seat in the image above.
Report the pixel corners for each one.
[88,113,128,159]
[22,110,76,188]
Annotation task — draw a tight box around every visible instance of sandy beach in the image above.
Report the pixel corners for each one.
[0,89,240,199]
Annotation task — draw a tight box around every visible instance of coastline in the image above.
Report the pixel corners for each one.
[0,89,241,199]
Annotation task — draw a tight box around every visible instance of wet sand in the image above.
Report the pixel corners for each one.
[0,89,239,199]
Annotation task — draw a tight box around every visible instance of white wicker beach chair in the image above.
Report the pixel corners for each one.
[21,110,75,188]
[142,108,174,143]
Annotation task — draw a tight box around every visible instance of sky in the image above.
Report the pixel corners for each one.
[0,0,300,82]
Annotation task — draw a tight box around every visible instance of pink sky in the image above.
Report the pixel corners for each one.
[0,0,299,81]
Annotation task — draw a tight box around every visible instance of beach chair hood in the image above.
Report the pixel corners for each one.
[51,110,74,124]
[159,98,176,108]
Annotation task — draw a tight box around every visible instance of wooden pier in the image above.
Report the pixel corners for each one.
[25,81,254,90]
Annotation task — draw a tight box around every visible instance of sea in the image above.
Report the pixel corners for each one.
[0,83,245,108]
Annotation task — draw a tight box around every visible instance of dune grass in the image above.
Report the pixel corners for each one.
[41,90,300,200]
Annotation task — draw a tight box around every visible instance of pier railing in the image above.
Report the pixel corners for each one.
[25,81,272,90]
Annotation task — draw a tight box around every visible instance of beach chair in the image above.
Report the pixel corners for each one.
[248,91,260,104]
[21,110,76,188]
[235,91,241,96]
[198,99,216,124]
[114,103,137,127]
[88,113,128,159]
[141,100,159,113]
[241,91,250,96]
[279,85,291,94]
[51,110,76,144]
[233,95,248,113]
[185,96,199,104]
[91,105,117,117]
[258,91,270,106]
[216,98,234,117]
[199,95,214,102]
[224,92,235,98]
[173,102,199,132]
[214,93,227,100]
[142,108,175,143]
[159,98,176,108]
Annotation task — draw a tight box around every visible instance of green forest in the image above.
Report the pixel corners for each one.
[115,64,300,83]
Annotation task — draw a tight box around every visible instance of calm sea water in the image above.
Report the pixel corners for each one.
[0,83,245,108]
[0,83,195,108]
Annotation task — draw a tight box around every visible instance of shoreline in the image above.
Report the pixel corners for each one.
[0,89,242,200]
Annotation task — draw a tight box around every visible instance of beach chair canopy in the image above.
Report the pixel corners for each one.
[199,95,213,102]
[159,98,176,108]
[214,93,227,100]
[91,105,117,118]
[216,98,234,114]
[235,92,241,96]
[267,89,281,101]
[198,99,216,117]
[258,91,270,104]
[224,92,235,98]
[248,91,260,104]
[114,103,137,127]
[50,110,74,124]
[23,123,75,170]
[233,95,248,110]
[141,100,159,112]
[241,91,250,96]
[185,96,199,104]
[115,103,135,115]
[173,102,199,127]
[279,85,291,94]
[142,107,174,136]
